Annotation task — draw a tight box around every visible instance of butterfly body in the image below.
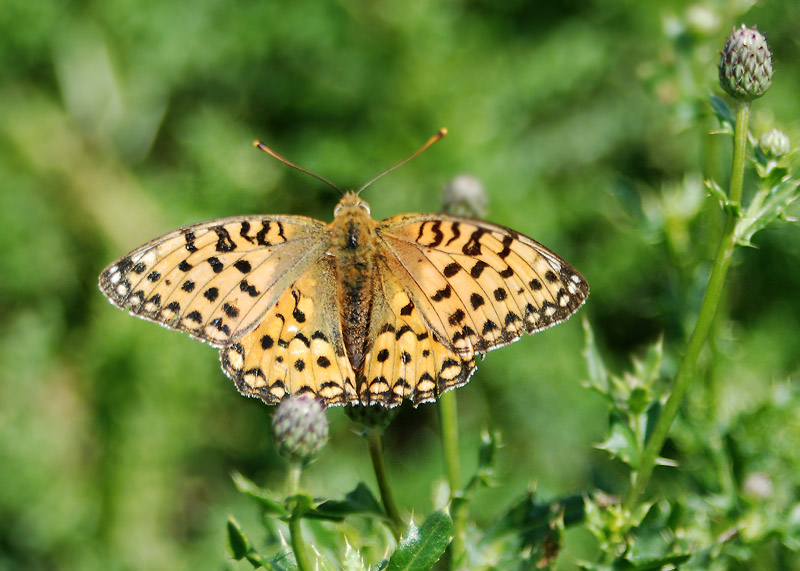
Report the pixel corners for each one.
[100,191,588,408]
[330,194,380,371]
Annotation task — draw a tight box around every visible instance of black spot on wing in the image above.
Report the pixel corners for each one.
[443,262,461,277]
[240,279,260,297]
[256,222,272,246]
[223,302,239,318]
[395,325,413,340]
[294,332,311,347]
[445,222,461,246]
[470,260,488,278]
[239,221,255,244]
[209,318,231,336]
[291,290,306,323]
[498,235,513,259]
[183,231,198,253]
[214,226,237,252]
[113,257,133,275]
[448,309,465,326]
[431,284,452,302]
[417,220,444,247]
[462,229,486,255]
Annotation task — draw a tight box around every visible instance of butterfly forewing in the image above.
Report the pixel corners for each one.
[99,215,329,345]
[220,257,359,406]
[376,215,589,355]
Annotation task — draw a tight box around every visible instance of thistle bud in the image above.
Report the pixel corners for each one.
[718,25,773,101]
[442,175,488,218]
[271,395,329,464]
[345,404,399,432]
[758,129,790,160]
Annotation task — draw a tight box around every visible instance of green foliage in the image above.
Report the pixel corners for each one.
[385,512,453,571]
[2,0,800,570]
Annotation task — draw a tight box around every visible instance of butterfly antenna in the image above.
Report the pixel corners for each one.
[356,128,447,195]
[253,140,344,195]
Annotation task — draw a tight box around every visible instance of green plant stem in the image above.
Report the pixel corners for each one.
[287,463,312,571]
[623,100,750,513]
[365,428,403,539]
[438,390,467,569]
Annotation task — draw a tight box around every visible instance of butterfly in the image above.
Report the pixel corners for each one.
[98,131,589,408]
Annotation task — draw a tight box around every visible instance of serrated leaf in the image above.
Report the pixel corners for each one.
[342,540,368,571]
[595,413,639,467]
[385,511,453,571]
[709,95,735,129]
[232,472,289,517]
[312,482,384,520]
[736,178,800,246]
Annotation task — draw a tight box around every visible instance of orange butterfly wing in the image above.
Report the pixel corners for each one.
[99,215,329,345]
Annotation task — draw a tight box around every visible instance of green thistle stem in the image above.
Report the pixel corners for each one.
[623,100,750,512]
[287,462,312,571]
[439,390,467,568]
[366,428,403,539]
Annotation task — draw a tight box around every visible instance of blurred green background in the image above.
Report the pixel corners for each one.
[1,0,799,568]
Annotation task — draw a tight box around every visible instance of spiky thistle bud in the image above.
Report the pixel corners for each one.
[271,395,328,464]
[718,25,773,101]
[758,129,791,160]
[345,404,399,432]
[442,175,488,218]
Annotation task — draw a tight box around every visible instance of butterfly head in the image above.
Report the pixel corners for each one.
[334,192,371,217]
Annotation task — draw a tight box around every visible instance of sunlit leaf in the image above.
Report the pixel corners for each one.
[385,511,452,571]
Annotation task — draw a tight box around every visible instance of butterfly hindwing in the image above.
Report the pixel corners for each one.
[376,214,589,356]
[99,215,329,345]
[359,258,476,407]
[220,257,359,406]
